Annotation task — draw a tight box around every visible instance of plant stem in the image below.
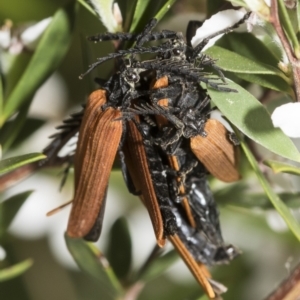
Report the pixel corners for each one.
[123,282,145,300]
[270,0,300,101]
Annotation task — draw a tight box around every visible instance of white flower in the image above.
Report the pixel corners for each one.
[0,17,52,54]
[21,17,52,50]
[89,0,122,32]
[191,8,248,51]
[271,103,300,138]
[0,24,11,49]
[0,245,6,260]
[244,0,270,20]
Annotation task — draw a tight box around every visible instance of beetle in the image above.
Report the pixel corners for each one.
[144,77,240,260]
[124,112,241,298]
[122,117,221,299]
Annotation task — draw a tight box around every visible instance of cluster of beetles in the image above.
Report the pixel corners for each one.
[42,12,250,299]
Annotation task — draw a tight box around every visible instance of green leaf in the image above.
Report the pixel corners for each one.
[140,250,178,282]
[265,94,291,115]
[278,0,299,54]
[236,128,300,242]
[7,117,45,149]
[130,0,176,33]
[280,193,300,209]
[130,0,155,33]
[0,72,3,115]
[226,32,279,68]
[224,0,246,8]
[297,1,300,32]
[264,160,300,175]
[0,101,31,152]
[2,52,32,100]
[205,46,287,79]
[77,0,97,16]
[1,2,77,125]
[206,0,225,15]
[235,73,293,95]
[0,259,33,282]
[208,80,300,162]
[0,191,33,236]
[153,0,177,22]
[194,295,209,300]
[0,153,46,175]
[65,235,123,299]
[87,0,122,32]
[215,183,300,210]
[106,217,132,280]
[116,0,138,32]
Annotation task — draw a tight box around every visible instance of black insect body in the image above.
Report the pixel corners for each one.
[129,73,240,263]
[133,120,178,236]
[159,132,239,264]
[83,11,250,79]
[133,117,237,266]
[183,161,239,263]
[81,13,252,94]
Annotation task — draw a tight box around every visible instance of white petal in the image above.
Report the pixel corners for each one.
[113,3,123,28]
[0,245,6,260]
[191,8,247,51]
[266,210,288,232]
[271,103,300,138]
[21,17,52,50]
[0,29,11,49]
[89,0,122,32]
[244,0,270,19]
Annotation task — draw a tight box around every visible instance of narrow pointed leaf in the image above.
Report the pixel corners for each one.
[208,80,300,162]
[154,0,177,22]
[205,46,287,78]
[0,259,33,282]
[226,32,279,67]
[0,153,45,175]
[1,101,31,152]
[224,0,246,7]
[65,235,123,299]
[235,73,293,94]
[0,190,33,236]
[215,183,300,209]
[2,2,77,124]
[0,74,3,116]
[3,52,32,101]
[130,0,157,32]
[278,0,299,53]
[87,0,122,32]
[77,0,97,16]
[9,118,45,149]
[237,129,300,242]
[130,0,176,33]
[264,160,300,175]
[140,249,178,282]
[106,217,132,280]
[194,295,208,300]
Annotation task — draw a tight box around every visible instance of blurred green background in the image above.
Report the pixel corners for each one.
[1,0,300,300]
